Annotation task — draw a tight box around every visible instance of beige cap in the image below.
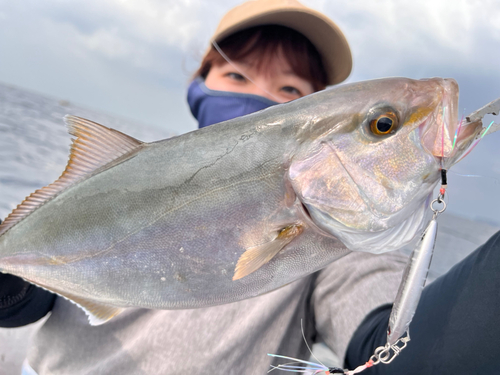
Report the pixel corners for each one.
[209,0,352,85]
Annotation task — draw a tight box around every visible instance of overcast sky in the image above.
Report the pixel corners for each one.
[0,0,499,224]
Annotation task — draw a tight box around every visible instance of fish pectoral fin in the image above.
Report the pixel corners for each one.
[233,224,303,281]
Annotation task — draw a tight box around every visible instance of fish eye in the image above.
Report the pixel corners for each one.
[370,112,398,136]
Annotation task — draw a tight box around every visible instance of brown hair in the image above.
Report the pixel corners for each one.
[194,25,328,92]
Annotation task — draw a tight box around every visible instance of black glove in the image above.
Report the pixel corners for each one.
[0,220,56,327]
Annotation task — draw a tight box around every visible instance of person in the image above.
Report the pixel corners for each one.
[1,1,499,374]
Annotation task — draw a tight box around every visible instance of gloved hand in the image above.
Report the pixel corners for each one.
[0,219,57,327]
[0,272,32,308]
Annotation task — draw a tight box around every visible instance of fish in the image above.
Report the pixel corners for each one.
[0,77,482,325]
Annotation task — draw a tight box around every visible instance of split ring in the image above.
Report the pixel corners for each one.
[430,198,446,213]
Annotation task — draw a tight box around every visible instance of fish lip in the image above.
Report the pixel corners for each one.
[417,101,479,168]
[444,119,483,168]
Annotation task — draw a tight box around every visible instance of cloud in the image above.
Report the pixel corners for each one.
[309,0,500,79]
[2,1,201,77]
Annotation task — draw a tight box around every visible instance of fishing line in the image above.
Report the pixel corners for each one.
[455,120,495,164]
[267,320,376,374]
[451,109,467,151]
[300,319,326,369]
[441,106,446,162]
[448,170,499,183]
[267,319,345,374]
[211,39,282,102]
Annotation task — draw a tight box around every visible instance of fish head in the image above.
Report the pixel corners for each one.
[289,77,482,253]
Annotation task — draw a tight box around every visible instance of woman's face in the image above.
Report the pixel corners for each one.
[204,51,315,103]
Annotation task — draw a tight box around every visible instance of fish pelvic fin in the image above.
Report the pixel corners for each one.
[0,116,143,236]
[233,224,303,281]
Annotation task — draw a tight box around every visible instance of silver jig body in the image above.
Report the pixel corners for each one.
[386,210,439,344]
[387,183,446,346]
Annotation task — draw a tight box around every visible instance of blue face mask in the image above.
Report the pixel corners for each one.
[187,77,279,129]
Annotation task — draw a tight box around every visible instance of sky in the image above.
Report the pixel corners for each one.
[0,0,499,224]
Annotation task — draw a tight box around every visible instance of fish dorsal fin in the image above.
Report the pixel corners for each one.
[0,115,143,236]
[233,224,303,280]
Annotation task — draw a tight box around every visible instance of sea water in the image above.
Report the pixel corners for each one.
[0,82,172,221]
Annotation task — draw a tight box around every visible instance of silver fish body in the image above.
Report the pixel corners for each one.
[0,78,481,324]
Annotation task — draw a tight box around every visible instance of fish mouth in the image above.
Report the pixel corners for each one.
[444,119,483,168]
[419,114,483,168]
[418,79,483,167]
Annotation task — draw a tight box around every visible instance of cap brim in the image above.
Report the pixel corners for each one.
[212,8,352,85]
